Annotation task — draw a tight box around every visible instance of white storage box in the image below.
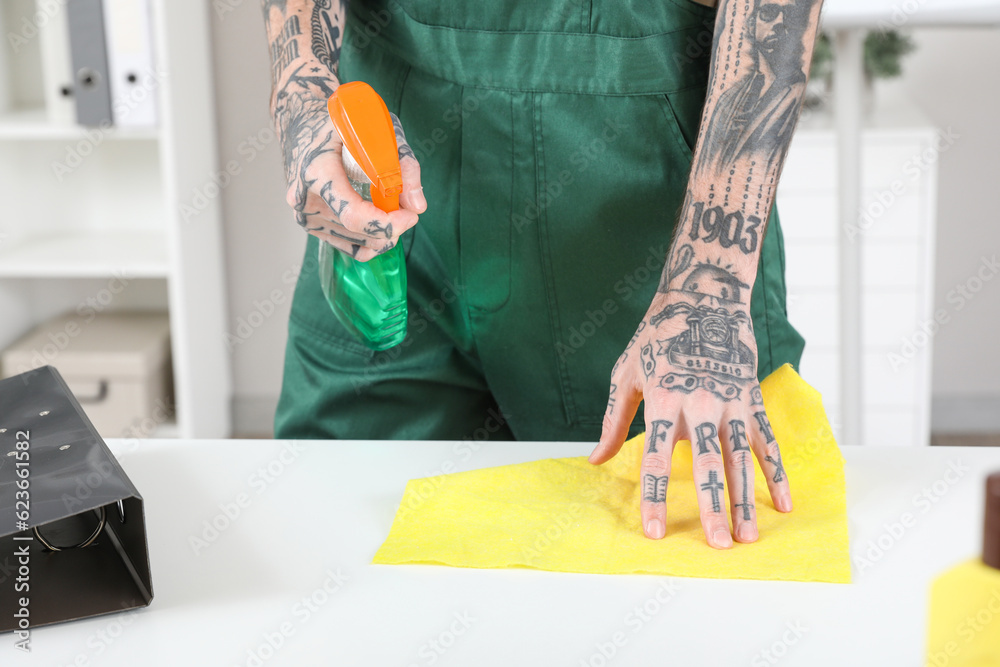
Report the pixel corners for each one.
[1,312,173,437]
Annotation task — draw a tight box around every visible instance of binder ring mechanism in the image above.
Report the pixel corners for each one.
[33,507,107,552]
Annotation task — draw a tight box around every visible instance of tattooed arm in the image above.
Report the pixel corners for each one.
[261,0,426,261]
[590,0,823,548]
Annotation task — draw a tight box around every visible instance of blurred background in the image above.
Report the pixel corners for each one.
[0,0,997,445]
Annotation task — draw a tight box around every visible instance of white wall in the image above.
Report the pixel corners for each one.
[895,27,1000,431]
[210,1,303,435]
[207,5,1000,434]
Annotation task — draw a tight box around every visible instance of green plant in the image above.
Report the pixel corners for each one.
[864,31,916,78]
[809,30,917,81]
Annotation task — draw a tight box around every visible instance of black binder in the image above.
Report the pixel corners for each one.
[0,366,153,635]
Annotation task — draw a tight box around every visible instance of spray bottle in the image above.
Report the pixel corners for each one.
[318,81,407,351]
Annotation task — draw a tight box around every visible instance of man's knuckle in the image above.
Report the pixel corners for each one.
[642,454,671,475]
[692,454,724,474]
[765,441,782,460]
[726,449,752,471]
[339,209,362,232]
[700,507,726,523]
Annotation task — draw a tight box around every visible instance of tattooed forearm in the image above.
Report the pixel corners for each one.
[263,0,348,210]
[683,198,764,255]
[659,0,824,286]
[269,14,302,85]
[694,0,822,181]
[262,0,288,14]
[262,0,345,86]
[311,0,345,76]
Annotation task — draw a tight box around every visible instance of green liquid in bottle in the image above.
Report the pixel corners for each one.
[318,161,407,351]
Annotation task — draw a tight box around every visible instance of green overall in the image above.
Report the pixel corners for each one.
[274,0,805,441]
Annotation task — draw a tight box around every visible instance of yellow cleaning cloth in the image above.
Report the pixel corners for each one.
[374,364,851,583]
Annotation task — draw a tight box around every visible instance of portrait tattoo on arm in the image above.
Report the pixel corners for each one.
[698,1,815,173]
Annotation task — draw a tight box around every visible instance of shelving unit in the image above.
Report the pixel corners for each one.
[0,107,158,139]
[0,230,169,278]
[0,0,231,438]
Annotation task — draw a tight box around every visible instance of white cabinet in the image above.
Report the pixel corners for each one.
[0,0,231,438]
[778,98,939,446]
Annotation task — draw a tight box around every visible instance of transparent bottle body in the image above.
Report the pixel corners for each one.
[318,175,407,350]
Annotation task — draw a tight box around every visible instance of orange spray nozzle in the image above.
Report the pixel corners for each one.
[328,81,402,213]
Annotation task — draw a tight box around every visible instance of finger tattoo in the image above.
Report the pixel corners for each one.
[646,420,673,454]
[643,474,668,503]
[695,422,721,455]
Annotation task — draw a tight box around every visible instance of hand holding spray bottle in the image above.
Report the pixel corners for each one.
[318,81,408,351]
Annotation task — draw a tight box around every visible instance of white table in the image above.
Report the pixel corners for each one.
[3,440,1000,666]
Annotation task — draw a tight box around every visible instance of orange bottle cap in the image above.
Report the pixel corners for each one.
[328,81,402,212]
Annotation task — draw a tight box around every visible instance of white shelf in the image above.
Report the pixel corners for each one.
[0,108,159,141]
[0,230,169,278]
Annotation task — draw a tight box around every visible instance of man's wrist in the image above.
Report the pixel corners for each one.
[660,220,759,297]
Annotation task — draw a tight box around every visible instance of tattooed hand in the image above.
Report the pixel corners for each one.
[272,64,426,261]
[590,283,791,549]
[263,1,425,261]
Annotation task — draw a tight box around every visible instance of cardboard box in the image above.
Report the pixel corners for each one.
[1,312,173,437]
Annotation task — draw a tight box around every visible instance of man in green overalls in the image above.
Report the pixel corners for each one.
[261,0,823,548]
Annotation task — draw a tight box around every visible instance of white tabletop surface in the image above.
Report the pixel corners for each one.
[3,439,1000,666]
[821,0,1000,27]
